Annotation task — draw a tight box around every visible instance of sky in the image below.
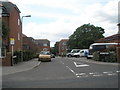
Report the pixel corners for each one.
[3,0,120,46]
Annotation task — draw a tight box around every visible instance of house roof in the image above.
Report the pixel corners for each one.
[96,34,120,42]
[1,1,21,15]
[22,34,27,38]
[35,39,50,41]
[60,39,69,42]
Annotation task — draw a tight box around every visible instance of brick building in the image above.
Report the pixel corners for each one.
[34,39,50,52]
[96,34,120,43]
[59,39,68,56]
[1,1,22,66]
[22,34,39,53]
[96,33,120,63]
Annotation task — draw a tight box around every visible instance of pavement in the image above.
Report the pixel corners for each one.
[2,58,41,75]
[1,57,119,76]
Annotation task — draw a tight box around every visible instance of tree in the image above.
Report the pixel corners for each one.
[51,42,59,55]
[67,23,105,49]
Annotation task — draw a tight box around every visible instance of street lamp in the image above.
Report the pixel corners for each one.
[22,15,31,22]
[21,15,31,61]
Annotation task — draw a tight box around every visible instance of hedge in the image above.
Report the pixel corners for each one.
[93,51,117,62]
[13,51,35,64]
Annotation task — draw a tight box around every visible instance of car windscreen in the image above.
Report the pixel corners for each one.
[40,51,50,55]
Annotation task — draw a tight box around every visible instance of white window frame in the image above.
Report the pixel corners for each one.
[18,33,20,40]
[43,43,47,46]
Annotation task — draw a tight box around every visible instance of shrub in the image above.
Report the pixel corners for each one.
[23,51,35,61]
[93,51,100,61]
[93,51,117,62]
[13,50,35,64]
[13,51,22,64]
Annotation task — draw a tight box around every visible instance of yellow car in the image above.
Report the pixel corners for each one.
[38,51,51,62]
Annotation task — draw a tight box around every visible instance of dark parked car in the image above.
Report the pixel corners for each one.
[51,54,55,58]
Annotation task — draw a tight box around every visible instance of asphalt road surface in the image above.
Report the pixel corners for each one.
[2,57,119,88]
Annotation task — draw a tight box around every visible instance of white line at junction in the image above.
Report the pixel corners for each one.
[74,62,89,67]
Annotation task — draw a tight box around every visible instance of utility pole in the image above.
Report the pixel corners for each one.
[21,15,31,61]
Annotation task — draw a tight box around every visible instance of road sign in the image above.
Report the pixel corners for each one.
[10,38,15,46]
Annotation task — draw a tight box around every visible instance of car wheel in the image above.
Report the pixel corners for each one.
[38,58,41,61]
[68,55,71,57]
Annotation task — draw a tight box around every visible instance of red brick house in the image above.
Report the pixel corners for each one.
[96,33,120,62]
[1,1,22,66]
[96,34,120,43]
[34,39,50,52]
[22,34,39,53]
[59,39,68,56]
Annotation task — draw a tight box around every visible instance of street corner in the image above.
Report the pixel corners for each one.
[33,61,41,69]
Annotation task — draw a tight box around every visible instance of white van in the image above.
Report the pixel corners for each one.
[79,49,89,57]
[73,49,88,57]
[66,49,80,57]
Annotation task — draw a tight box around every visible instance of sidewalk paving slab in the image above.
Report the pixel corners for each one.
[2,58,41,75]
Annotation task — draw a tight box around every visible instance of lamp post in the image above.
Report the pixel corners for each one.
[21,15,31,61]
[117,24,120,63]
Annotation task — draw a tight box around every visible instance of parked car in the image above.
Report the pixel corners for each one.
[51,54,55,58]
[86,51,93,59]
[38,51,51,62]
[66,49,80,57]
[73,49,89,57]
[79,49,89,57]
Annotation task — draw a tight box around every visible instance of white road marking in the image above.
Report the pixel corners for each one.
[103,71,118,76]
[60,61,65,65]
[89,72,103,77]
[103,71,113,74]
[76,73,88,78]
[77,73,86,75]
[93,74,103,77]
[108,74,114,76]
[74,62,89,67]
[116,71,120,73]
[89,73,94,75]
[66,66,76,75]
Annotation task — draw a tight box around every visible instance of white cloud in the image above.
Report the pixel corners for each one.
[8,0,119,47]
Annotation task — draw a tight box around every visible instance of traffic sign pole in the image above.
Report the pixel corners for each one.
[10,38,14,66]
[11,45,14,66]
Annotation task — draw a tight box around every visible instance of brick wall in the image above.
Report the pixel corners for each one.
[8,7,22,52]
[59,39,68,56]
[2,52,12,66]
[23,37,39,53]
[2,2,22,66]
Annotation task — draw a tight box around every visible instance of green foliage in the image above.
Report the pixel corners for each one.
[23,51,35,61]
[13,51,22,64]
[51,42,59,55]
[67,23,105,49]
[13,51,35,64]
[93,50,117,63]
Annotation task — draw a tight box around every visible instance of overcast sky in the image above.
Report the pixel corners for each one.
[7,0,119,46]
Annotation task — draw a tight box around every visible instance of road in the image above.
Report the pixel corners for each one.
[2,57,119,88]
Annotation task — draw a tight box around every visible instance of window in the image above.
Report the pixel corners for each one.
[0,47,6,58]
[18,33,20,40]
[62,42,66,45]
[43,48,48,51]
[43,43,47,46]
